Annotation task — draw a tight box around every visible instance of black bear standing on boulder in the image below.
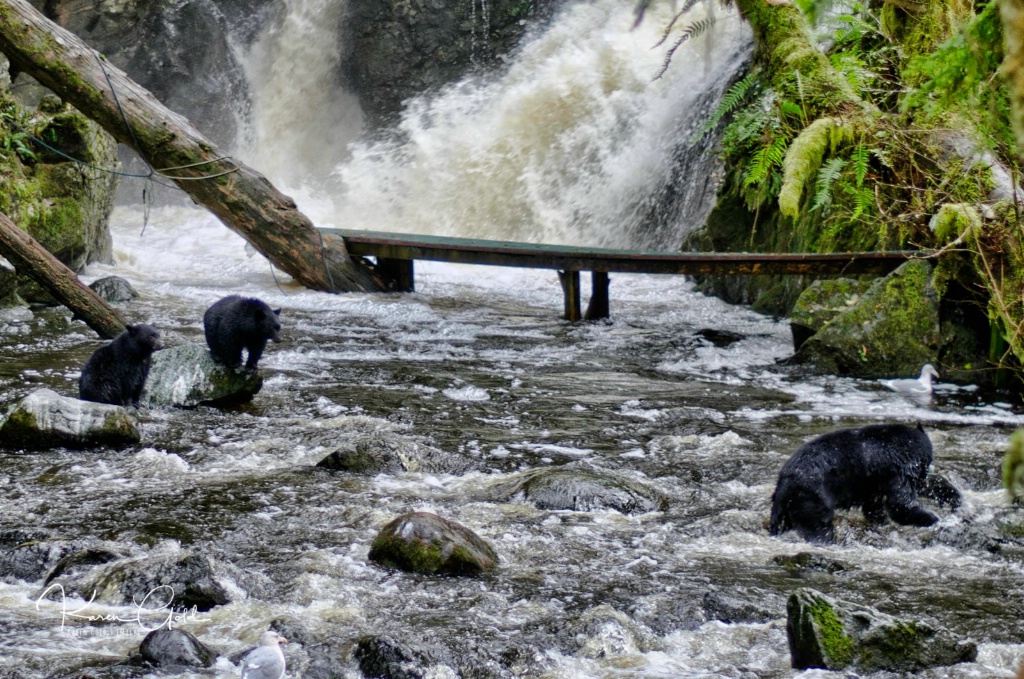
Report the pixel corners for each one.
[79,324,164,407]
[203,295,281,372]
[768,423,939,543]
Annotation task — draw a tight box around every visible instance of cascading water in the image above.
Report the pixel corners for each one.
[242,0,751,248]
[2,1,1024,677]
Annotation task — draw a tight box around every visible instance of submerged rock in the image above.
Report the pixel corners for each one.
[89,276,139,304]
[368,511,498,576]
[353,635,452,679]
[142,343,262,407]
[42,550,231,612]
[786,588,977,672]
[790,260,941,378]
[496,467,667,514]
[316,430,472,475]
[138,628,217,668]
[0,388,140,449]
[569,604,662,659]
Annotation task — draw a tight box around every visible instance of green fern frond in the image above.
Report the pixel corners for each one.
[743,135,788,188]
[692,72,759,141]
[653,17,717,80]
[812,157,846,211]
[850,186,875,220]
[870,146,892,170]
[851,145,870,187]
[652,0,704,48]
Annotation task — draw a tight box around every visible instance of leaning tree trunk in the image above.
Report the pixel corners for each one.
[0,210,125,338]
[0,0,382,294]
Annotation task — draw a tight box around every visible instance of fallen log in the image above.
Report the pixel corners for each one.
[0,0,382,294]
[0,210,125,338]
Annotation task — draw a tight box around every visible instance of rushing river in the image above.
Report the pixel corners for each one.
[3,0,1024,676]
[0,207,1023,678]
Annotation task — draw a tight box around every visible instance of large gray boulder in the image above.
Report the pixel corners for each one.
[790,260,941,378]
[786,588,977,672]
[316,429,472,475]
[496,467,668,514]
[0,388,140,449]
[142,343,263,407]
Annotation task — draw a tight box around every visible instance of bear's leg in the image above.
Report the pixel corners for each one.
[244,339,268,372]
[885,482,938,526]
[863,497,887,524]
[788,489,836,543]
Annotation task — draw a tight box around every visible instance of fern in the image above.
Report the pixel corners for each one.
[692,72,759,141]
[744,136,788,188]
[653,18,717,80]
[652,0,705,48]
[850,145,870,187]
[812,157,846,211]
[849,186,875,221]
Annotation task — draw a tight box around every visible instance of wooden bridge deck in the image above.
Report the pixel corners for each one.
[322,228,928,321]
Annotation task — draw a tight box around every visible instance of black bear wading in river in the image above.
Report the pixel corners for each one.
[79,324,164,407]
[203,295,282,371]
[768,423,939,543]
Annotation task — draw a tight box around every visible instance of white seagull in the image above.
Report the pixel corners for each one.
[880,364,940,395]
[240,630,287,679]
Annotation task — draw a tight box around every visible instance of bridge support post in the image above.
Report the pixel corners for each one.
[377,258,415,292]
[558,270,581,321]
[585,271,609,320]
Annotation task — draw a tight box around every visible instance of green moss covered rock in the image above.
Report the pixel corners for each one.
[0,388,139,449]
[142,343,263,407]
[787,588,977,672]
[789,277,874,351]
[790,259,940,378]
[368,511,498,576]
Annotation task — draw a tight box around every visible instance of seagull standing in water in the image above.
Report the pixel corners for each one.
[880,364,940,395]
[240,630,287,679]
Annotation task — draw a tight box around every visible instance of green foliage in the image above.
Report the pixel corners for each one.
[1,131,37,162]
[693,72,759,141]
[812,157,845,211]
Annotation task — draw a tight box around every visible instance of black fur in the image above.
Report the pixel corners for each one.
[768,423,938,543]
[79,324,164,407]
[203,295,281,371]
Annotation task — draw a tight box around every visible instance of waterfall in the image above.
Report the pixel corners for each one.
[240,0,364,188]
[243,0,752,248]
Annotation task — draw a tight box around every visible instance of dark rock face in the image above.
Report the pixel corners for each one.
[138,628,217,668]
[368,511,498,576]
[344,0,564,125]
[89,276,139,304]
[31,0,254,151]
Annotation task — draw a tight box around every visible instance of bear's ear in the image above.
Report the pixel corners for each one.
[273,308,281,316]
[126,324,139,335]
[917,422,925,432]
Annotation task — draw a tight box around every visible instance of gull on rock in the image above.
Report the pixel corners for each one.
[880,364,940,395]
[240,630,287,679]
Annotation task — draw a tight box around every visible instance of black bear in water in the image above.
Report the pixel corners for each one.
[79,324,164,407]
[203,295,281,371]
[768,423,938,543]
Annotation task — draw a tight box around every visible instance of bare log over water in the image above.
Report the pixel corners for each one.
[0,0,382,294]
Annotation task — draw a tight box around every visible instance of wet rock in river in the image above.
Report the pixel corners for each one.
[786,587,977,672]
[316,430,472,475]
[770,551,850,575]
[496,467,667,514]
[42,550,231,612]
[89,275,139,304]
[788,277,873,351]
[702,588,781,624]
[138,628,217,668]
[368,511,498,576]
[0,388,140,449]
[353,634,454,679]
[0,536,84,583]
[142,343,263,407]
[569,604,662,659]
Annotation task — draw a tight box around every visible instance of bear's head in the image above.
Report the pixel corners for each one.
[256,306,282,343]
[126,324,164,355]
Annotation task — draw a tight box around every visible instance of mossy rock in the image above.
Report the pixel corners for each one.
[368,511,498,576]
[789,277,875,351]
[787,588,977,672]
[142,343,263,407]
[497,467,668,514]
[790,260,940,378]
[0,388,139,450]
